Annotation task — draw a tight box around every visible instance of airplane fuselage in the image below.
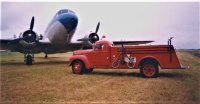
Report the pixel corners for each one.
[0,9,99,65]
[44,9,78,47]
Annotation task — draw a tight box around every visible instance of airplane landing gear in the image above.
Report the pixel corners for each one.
[44,48,48,59]
[24,53,34,65]
[44,53,48,59]
[26,54,33,65]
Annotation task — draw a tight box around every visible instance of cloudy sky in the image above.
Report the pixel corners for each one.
[1,2,199,49]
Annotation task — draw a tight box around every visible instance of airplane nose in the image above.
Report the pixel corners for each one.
[57,13,78,33]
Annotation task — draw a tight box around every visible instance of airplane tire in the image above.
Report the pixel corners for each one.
[26,55,32,65]
[72,61,86,74]
[140,61,158,78]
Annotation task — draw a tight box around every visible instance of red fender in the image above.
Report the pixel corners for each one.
[137,56,160,68]
[69,55,92,69]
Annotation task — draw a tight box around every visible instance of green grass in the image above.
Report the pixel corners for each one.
[1,51,200,103]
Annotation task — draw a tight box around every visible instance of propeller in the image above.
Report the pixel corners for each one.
[11,16,37,46]
[22,16,37,43]
[89,33,99,43]
[95,22,100,33]
[30,16,34,31]
[77,22,100,44]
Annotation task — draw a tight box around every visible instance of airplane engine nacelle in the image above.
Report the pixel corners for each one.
[88,33,99,44]
[81,33,100,48]
[77,22,100,48]
[22,30,37,43]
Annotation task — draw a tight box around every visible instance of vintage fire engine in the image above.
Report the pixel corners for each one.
[69,38,185,78]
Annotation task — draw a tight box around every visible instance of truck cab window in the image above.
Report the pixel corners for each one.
[95,44,103,50]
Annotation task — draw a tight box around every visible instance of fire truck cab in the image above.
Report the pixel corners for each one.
[69,39,185,78]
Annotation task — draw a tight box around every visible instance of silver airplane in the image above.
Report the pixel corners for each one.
[0,9,100,65]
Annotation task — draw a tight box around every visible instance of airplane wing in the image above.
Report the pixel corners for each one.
[0,39,13,50]
[0,39,26,51]
[113,40,154,45]
[0,38,53,53]
[67,42,93,50]
[0,37,90,54]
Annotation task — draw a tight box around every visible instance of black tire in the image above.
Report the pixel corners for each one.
[140,61,159,78]
[72,61,86,74]
[26,55,32,65]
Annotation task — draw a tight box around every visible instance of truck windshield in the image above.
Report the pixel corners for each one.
[95,44,103,50]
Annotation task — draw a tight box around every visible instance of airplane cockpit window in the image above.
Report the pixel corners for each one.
[54,9,75,18]
[68,10,75,14]
[58,9,68,15]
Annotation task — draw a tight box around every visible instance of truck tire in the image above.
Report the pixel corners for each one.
[72,61,86,74]
[140,61,159,78]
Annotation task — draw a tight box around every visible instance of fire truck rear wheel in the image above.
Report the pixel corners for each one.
[72,61,86,74]
[140,61,159,78]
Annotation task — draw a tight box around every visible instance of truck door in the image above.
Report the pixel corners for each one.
[92,43,110,67]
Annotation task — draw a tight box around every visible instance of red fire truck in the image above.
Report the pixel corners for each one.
[69,38,185,78]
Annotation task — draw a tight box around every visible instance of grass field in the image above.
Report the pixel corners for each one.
[1,51,200,103]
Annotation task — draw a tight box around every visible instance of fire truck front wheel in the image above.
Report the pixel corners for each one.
[140,61,159,78]
[72,60,86,74]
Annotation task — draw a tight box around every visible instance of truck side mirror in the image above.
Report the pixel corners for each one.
[101,35,106,40]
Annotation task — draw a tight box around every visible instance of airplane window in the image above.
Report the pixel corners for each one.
[61,9,68,14]
[68,10,75,14]
[57,9,68,15]
[54,9,75,18]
